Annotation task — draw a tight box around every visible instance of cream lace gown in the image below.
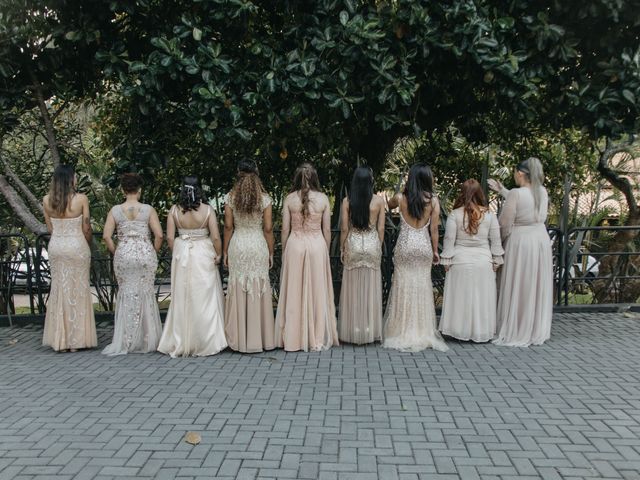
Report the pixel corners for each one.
[383,213,448,352]
[338,227,382,344]
[439,208,504,342]
[494,187,553,347]
[158,206,228,357]
[42,216,97,351]
[102,205,162,355]
[275,212,339,352]
[224,193,275,353]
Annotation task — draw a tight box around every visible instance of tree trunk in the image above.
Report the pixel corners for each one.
[592,139,640,303]
[3,164,44,216]
[29,70,61,168]
[0,175,47,234]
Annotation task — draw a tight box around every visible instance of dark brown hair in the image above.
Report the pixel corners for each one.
[292,163,320,220]
[452,179,487,235]
[120,173,143,194]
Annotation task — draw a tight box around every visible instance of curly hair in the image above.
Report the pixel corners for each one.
[230,159,266,214]
[178,175,206,213]
[452,179,487,235]
[291,163,321,221]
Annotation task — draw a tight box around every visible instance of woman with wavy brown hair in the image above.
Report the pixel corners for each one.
[275,163,338,352]
[439,179,503,342]
[223,159,275,353]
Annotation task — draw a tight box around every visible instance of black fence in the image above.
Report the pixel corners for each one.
[2,223,639,318]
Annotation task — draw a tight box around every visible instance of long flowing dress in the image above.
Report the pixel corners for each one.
[338,226,383,344]
[42,215,97,351]
[439,208,504,342]
[224,193,275,353]
[494,187,553,347]
[102,205,163,355]
[158,206,228,357]
[383,213,448,352]
[275,212,339,352]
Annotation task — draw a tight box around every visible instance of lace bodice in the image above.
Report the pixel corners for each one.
[393,214,433,268]
[112,205,152,240]
[291,212,322,233]
[50,215,84,237]
[225,193,271,230]
[344,227,381,270]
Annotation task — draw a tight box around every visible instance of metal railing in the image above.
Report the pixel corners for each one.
[2,223,638,318]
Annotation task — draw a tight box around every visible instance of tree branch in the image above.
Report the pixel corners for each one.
[596,141,638,219]
[0,175,47,235]
[29,69,61,168]
[3,163,44,216]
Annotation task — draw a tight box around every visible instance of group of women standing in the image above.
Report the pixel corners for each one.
[41,157,553,356]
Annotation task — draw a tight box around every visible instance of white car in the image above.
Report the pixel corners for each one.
[11,248,50,287]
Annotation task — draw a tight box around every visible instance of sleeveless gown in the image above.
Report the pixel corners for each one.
[102,205,163,355]
[224,193,275,352]
[338,227,383,344]
[42,215,97,351]
[158,206,228,357]
[275,211,339,352]
[383,213,448,352]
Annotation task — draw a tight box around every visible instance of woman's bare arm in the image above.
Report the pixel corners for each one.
[148,207,164,252]
[223,204,234,267]
[102,210,117,255]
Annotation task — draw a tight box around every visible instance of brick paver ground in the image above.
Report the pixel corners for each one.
[1,313,640,480]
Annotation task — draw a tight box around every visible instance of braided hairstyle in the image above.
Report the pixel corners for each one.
[291,163,321,221]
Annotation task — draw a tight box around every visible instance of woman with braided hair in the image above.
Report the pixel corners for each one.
[275,163,339,352]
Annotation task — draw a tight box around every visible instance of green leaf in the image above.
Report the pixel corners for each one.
[193,27,202,41]
[622,89,636,105]
[339,11,349,26]
[234,128,252,140]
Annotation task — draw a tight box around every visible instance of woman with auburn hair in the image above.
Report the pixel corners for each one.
[275,163,339,352]
[223,159,275,353]
[42,164,97,352]
[439,179,503,342]
[102,173,164,355]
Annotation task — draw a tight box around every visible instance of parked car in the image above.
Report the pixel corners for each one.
[11,248,50,288]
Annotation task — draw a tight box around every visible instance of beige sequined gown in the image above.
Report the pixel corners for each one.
[338,227,382,344]
[275,212,339,352]
[224,193,275,353]
[102,205,162,355]
[42,215,98,351]
[383,213,448,352]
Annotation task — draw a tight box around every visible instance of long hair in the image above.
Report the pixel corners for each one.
[178,175,206,213]
[291,163,320,220]
[452,179,487,235]
[230,159,266,214]
[516,157,545,220]
[403,163,433,220]
[348,167,374,230]
[48,164,75,216]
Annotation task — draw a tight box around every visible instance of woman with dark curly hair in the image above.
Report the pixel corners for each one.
[102,173,164,355]
[158,176,227,357]
[223,159,275,353]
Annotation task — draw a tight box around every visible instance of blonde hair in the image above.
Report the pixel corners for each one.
[517,157,545,220]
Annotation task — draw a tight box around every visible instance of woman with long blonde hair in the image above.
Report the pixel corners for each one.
[275,163,339,351]
[439,179,503,342]
[42,164,97,352]
[489,157,553,346]
[223,159,275,352]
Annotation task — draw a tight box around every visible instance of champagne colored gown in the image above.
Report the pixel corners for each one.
[224,193,275,353]
[383,212,448,352]
[42,215,97,351]
[338,226,383,344]
[494,187,553,347]
[439,208,504,342]
[275,211,339,352]
[102,205,162,355]
[158,206,228,357]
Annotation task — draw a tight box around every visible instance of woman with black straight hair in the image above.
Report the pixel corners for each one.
[383,163,448,352]
[338,166,385,344]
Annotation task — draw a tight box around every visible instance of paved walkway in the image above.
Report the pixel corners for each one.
[1,313,640,480]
